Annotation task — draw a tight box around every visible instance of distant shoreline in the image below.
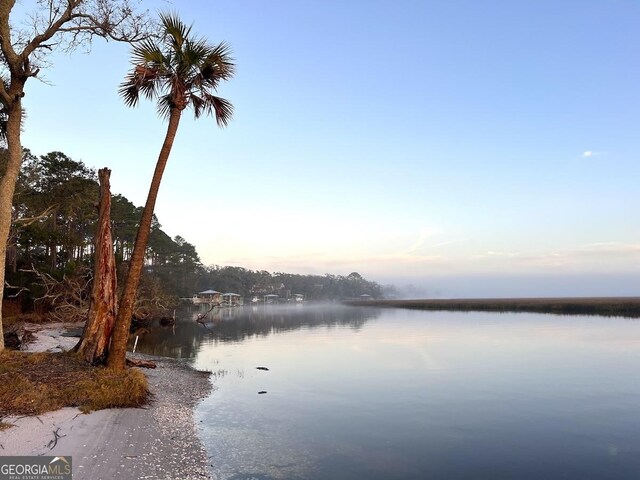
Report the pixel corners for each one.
[344,297,640,318]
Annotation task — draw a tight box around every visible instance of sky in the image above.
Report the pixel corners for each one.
[16,0,640,297]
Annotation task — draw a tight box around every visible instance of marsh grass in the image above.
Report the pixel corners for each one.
[0,351,148,416]
[347,297,640,318]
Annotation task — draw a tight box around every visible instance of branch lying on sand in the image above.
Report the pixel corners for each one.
[126,358,156,369]
[47,427,66,449]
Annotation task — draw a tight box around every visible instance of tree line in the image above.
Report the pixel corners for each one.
[198,267,383,301]
[3,148,201,300]
[3,148,383,308]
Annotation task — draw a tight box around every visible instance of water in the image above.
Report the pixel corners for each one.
[132,304,640,479]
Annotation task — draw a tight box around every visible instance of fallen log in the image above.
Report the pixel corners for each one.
[126,358,157,369]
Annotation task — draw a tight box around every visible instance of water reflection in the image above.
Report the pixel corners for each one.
[129,303,381,359]
[192,309,640,480]
[131,307,640,479]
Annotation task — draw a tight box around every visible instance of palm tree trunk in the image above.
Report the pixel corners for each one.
[0,103,24,352]
[107,108,182,370]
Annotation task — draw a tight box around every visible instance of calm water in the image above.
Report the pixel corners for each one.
[132,304,640,480]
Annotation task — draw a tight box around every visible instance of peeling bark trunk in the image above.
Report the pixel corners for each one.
[74,169,117,364]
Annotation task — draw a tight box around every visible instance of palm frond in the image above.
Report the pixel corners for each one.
[180,38,213,77]
[119,65,162,107]
[187,38,213,62]
[136,74,160,101]
[159,12,192,54]
[198,43,235,88]
[190,93,205,119]
[119,74,141,107]
[156,94,173,120]
[203,93,234,127]
[121,10,234,127]
[131,38,166,66]
[208,42,236,78]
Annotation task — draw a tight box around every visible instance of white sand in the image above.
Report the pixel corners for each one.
[20,322,82,353]
[1,325,213,480]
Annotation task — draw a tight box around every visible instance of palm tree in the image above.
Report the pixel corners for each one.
[107,13,234,370]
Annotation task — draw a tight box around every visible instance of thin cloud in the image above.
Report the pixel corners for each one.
[406,228,444,254]
[469,242,640,271]
[581,150,607,158]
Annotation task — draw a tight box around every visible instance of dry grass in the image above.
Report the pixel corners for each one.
[2,313,46,329]
[0,351,148,416]
[0,422,13,431]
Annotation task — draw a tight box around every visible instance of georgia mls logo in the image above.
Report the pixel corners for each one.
[0,455,72,480]
[49,457,71,474]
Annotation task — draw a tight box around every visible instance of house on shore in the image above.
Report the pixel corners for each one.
[222,293,243,306]
[192,289,222,305]
[264,294,279,304]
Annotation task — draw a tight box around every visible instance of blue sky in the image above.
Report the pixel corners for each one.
[18,0,640,296]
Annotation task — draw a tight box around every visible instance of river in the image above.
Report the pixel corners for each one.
[131,304,640,480]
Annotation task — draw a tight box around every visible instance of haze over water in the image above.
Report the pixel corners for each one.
[133,304,640,479]
[23,2,640,294]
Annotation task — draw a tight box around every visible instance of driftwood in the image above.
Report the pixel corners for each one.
[19,264,92,322]
[47,427,66,449]
[196,304,217,323]
[126,358,157,369]
[3,280,30,298]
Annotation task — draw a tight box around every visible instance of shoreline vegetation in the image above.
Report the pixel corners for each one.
[345,296,640,318]
[0,323,212,479]
[1,357,212,479]
[0,350,148,417]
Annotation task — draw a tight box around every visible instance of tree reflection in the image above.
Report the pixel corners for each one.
[129,304,382,359]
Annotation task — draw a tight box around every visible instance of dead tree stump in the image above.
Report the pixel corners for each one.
[74,168,118,363]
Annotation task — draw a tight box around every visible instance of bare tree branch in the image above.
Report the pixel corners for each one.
[4,280,30,298]
[20,264,92,322]
[21,0,80,60]
[0,0,20,68]
[13,204,57,226]
[2,1,153,85]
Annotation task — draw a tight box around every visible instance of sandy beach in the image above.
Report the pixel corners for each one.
[0,325,213,480]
